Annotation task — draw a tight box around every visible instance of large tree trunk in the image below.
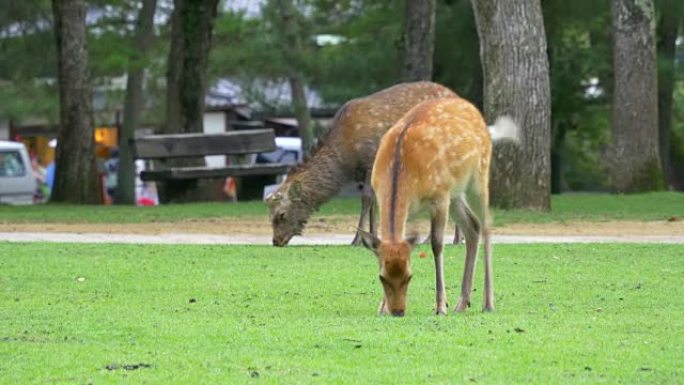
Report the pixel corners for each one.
[115,0,157,205]
[50,0,100,204]
[160,0,219,203]
[401,0,436,81]
[609,0,663,192]
[656,0,682,189]
[274,0,313,158]
[471,0,552,210]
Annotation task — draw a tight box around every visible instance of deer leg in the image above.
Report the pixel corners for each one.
[378,297,389,315]
[452,199,481,313]
[431,198,450,315]
[465,180,494,312]
[351,174,374,246]
[453,225,461,244]
[369,189,377,236]
[482,227,494,312]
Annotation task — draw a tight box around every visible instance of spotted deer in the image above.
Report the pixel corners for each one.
[266,82,458,247]
[357,97,519,316]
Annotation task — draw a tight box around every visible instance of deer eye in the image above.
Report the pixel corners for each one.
[378,275,389,285]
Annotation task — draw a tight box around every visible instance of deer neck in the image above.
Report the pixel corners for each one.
[289,147,346,212]
[379,193,410,243]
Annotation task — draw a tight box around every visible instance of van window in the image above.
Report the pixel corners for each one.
[0,151,27,177]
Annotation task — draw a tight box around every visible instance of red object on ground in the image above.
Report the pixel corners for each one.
[137,197,156,206]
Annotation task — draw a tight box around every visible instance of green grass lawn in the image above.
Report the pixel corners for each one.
[0,192,682,226]
[1,242,682,384]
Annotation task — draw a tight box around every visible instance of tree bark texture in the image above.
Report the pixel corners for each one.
[116,0,157,205]
[656,0,682,188]
[165,0,218,136]
[471,0,552,210]
[160,0,219,203]
[401,0,436,81]
[609,0,663,192]
[288,74,313,157]
[274,0,314,158]
[50,0,100,204]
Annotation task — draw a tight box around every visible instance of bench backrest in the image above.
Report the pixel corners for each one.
[134,129,277,159]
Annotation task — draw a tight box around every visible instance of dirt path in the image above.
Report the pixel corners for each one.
[1,217,682,237]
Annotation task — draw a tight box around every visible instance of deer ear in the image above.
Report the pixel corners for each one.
[265,191,282,203]
[405,231,420,250]
[289,181,303,201]
[357,228,381,254]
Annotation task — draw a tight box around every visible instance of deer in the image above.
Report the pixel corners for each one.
[266,81,458,247]
[357,97,520,316]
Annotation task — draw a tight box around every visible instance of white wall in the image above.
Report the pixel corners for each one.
[203,112,226,167]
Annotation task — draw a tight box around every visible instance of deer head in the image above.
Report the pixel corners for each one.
[358,229,420,316]
[265,179,309,247]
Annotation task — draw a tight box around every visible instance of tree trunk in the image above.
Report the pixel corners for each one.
[274,0,313,158]
[609,0,663,192]
[471,0,552,210]
[50,0,100,204]
[656,0,682,189]
[116,0,157,205]
[288,75,313,157]
[401,0,436,81]
[160,0,219,203]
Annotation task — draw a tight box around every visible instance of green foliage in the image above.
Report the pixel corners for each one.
[664,82,684,187]
[0,0,169,124]
[0,31,56,80]
[307,1,403,103]
[0,1,57,122]
[209,0,404,107]
[1,242,683,383]
[0,79,59,122]
[209,1,313,111]
[543,0,615,191]
[561,105,612,191]
[433,0,481,103]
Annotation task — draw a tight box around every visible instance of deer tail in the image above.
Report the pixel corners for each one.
[488,116,521,144]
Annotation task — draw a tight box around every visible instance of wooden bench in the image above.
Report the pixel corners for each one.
[134,128,292,182]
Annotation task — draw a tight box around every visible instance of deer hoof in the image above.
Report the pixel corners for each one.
[351,235,362,246]
[454,297,470,313]
[435,305,448,316]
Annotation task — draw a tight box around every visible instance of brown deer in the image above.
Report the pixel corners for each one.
[357,97,519,316]
[266,81,458,247]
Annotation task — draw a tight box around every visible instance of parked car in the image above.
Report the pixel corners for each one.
[260,137,303,199]
[0,141,36,205]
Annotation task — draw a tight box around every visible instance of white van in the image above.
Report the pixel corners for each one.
[0,141,36,205]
